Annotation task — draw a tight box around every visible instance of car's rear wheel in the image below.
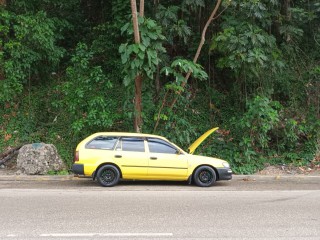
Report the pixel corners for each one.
[96,165,120,187]
[193,166,216,187]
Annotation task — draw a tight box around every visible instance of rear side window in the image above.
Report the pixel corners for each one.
[121,137,145,152]
[147,138,177,154]
[86,136,118,150]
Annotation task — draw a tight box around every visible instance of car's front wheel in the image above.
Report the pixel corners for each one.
[193,166,216,187]
[96,165,120,187]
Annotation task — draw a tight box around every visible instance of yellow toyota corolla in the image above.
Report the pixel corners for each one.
[72,127,232,187]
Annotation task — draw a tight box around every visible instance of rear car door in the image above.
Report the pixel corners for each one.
[147,138,188,180]
[115,137,148,179]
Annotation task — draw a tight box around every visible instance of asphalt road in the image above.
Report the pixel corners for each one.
[0,176,319,240]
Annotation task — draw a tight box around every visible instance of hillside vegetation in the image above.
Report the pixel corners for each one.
[1,0,319,173]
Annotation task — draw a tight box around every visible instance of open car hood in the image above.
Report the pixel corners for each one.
[188,127,219,154]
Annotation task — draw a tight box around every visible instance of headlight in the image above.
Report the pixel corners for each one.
[222,162,230,168]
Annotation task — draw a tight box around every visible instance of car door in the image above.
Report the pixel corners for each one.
[115,137,149,179]
[146,138,188,180]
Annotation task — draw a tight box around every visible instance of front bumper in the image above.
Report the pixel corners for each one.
[217,167,232,180]
[72,163,84,175]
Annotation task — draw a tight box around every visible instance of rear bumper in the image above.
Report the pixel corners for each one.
[217,167,232,180]
[72,163,84,175]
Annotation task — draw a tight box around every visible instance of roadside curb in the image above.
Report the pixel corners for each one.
[0,174,319,182]
[0,175,78,181]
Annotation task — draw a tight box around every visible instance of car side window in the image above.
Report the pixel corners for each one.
[86,136,118,150]
[121,137,145,152]
[147,138,177,154]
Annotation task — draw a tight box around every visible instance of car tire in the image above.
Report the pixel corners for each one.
[96,165,120,187]
[193,166,216,187]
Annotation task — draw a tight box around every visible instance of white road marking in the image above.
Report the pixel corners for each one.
[40,233,173,237]
[6,235,17,237]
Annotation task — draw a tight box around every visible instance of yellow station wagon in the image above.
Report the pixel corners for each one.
[72,127,232,187]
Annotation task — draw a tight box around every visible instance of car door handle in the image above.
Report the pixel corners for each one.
[114,155,122,158]
[150,157,157,160]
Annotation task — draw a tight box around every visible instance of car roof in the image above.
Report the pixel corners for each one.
[89,132,168,140]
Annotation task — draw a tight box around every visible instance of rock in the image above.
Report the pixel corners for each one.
[0,164,5,169]
[17,143,66,175]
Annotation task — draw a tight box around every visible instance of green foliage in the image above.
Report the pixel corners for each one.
[212,21,284,76]
[182,0,205,9]
[239,96,281,149]
[212,96,282,173]
[54,43,115,133]
[162,58,208,91]
[119,17,166,86]
[0,9,66,102]
[155,5,191,45]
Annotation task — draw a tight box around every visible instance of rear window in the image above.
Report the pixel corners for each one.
[86,136,118,150]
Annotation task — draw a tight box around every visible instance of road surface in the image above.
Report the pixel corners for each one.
[0,176,319,239]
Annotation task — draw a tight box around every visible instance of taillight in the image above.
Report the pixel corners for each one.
[74,151,79,162]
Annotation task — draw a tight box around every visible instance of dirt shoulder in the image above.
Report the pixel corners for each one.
[255,162,320,176]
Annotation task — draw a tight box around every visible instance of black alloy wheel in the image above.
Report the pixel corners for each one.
[96,165,120,187]
[193,166,216,187]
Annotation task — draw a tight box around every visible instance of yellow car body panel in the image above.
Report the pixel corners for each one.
[72,129,232,186]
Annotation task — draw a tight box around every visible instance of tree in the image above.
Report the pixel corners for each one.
[153,0,223,131]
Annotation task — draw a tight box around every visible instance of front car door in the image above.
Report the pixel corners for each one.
[146,138,188,180]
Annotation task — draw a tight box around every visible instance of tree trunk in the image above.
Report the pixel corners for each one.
[0,0,6,6]
[134,75,143,133]
[139,0,145,17]
[130,0,144,132]
[131,0,140,43]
